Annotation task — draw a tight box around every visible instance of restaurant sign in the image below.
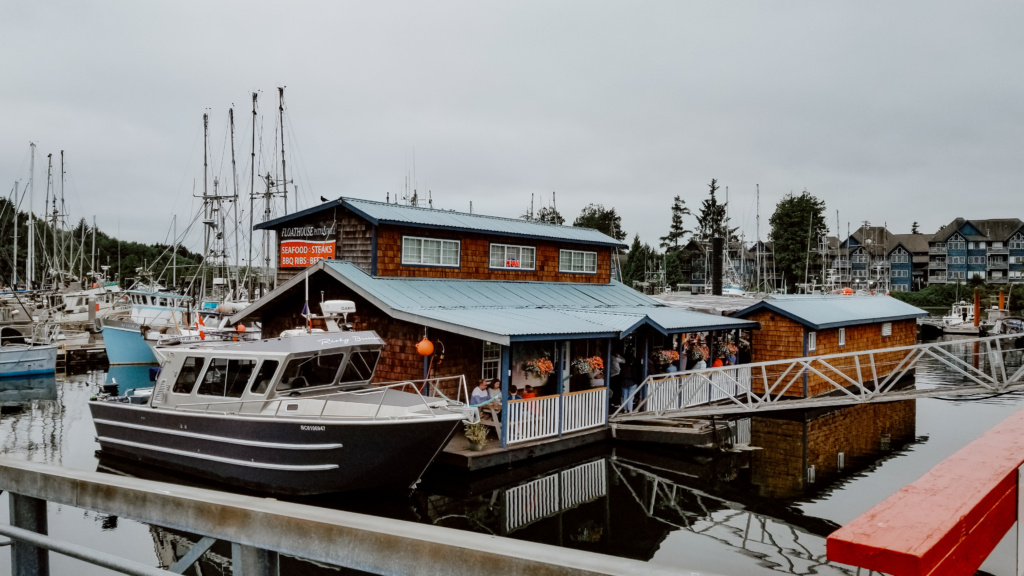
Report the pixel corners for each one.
[279,222,336,268]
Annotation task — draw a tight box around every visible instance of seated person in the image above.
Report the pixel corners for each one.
[522,385,537,399]
[470,379,492,406]
[507,385,522,400]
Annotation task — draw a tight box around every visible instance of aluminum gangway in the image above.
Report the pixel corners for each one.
[612,334,1024,422]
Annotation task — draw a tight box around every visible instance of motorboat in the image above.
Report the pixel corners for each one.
[89,327,475,495]
[941,301,981,335]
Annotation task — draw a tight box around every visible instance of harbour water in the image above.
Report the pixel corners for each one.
[1,339,1022,575]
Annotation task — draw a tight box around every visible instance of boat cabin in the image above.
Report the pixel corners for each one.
[150,331,386,411]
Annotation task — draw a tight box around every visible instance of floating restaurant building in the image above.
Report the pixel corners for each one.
[733,295,927,398]
[232,197,759,448]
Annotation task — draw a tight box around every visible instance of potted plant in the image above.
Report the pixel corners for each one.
[464,421,490,451]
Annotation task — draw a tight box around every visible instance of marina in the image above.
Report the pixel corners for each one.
[2,339,1024,574]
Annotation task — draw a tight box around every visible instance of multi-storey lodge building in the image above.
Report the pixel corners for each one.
[927,218,1024,285]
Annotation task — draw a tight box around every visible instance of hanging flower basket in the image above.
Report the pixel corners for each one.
[656,349,680,365]
[522,357,554,379]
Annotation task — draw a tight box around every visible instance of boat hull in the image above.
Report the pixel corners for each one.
[101,319,158,365]
[0,344,57,377]
[89,401,463,495]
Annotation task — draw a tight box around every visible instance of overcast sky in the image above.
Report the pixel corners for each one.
[3,1,1022,258]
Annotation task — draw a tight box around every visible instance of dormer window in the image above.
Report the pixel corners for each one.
[559,250,597,274]
[402,236,460,267]
[490,244,536,270]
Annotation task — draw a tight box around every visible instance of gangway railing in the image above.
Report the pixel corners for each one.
[611,458,874,575]
[613,334,1024,421]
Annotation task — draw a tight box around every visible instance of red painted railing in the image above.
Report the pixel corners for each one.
[827,406,1024,575]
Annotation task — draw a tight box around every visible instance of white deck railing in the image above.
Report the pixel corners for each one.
[561,388,608,434]
[504,459,607,533]
[642,368,751,412]
[505,387,607,445]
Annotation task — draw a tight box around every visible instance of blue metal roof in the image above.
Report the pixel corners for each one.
[733,295,928,330]
[232,261,759,345]
[255,197,627,248]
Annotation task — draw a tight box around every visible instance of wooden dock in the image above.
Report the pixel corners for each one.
[56,342,108,372]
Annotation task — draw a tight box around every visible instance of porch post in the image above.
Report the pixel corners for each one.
[555,340,564,436]
[677,333,685,372]
[605,338,613,422]
[500,344,510,448]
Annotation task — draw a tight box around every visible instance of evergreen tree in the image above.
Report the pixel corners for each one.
[573,204,626,240]
[911,221,921,234]
[696,179,729,241]
[768,191,829,292]
[535,205,564,225]
[622,234,659,289]
[659,195,691,252]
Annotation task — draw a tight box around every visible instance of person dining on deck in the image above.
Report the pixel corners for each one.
[508,385,522,400]
[470,379,491,406]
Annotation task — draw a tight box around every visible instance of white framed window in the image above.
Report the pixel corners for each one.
[482,341,500,380]
[489,244,536,270]
[807,331,817,352]
[968,256,986,265]
[838,328,846,347]
[401,236,460,267]
[948,240,965,251]
[1010,235,1024,250]
[559,249,597,274]
[950,271,965,279]
[882,322,893,337]
[951,256,965,265]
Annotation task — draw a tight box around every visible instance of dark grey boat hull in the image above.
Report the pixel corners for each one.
[89,401,462,495]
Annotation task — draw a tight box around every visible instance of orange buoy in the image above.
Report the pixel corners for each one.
[236,324,246,332]
[416,337,434,356]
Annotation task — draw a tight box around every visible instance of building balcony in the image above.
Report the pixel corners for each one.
[987,260,1009,269]
[929,246,946,254]
[930,273,947,281]
[928,261,947,269]
[989,276,1009,284]
[987,246,1009,255]
[832,260,851,269]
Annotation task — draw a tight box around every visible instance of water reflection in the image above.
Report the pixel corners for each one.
[749,400,919,499]
[2,352,1024,575]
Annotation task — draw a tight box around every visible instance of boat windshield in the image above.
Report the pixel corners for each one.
[197,358,257,398]
[339,350,381,385]
[277,352,345,392]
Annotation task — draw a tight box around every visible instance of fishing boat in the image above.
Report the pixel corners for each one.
[941,301,981,335]
[0,323,60,378]
[89,314,475,495]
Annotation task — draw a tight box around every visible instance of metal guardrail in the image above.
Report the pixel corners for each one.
[0,458,701,576]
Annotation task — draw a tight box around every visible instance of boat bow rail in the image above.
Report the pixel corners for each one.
[99,375,478,423]
[613,334,1024,420]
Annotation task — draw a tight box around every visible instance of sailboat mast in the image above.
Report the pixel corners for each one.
[229,107,240,299]
[12,180,19,287]
[278,86,287,214]
[755,184,761,292]
[248,92,257,298]
[172,214,177,288]
[27,143,35,287]
[45,153,54,286]
[91,215,96,278]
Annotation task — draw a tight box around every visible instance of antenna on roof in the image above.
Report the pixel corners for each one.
[428,190,433,209]
[386,191,390,203]
[469,201,473,214]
